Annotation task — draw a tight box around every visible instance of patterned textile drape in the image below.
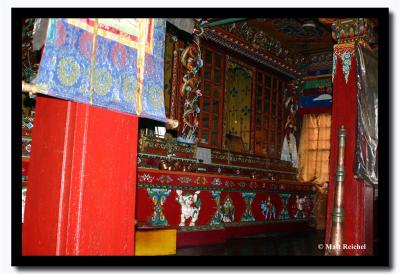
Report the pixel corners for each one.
[297,113,331,193]
[33,18,167,122]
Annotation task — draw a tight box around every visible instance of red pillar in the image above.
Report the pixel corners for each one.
[324,42,374,256]
[22,95,138,255]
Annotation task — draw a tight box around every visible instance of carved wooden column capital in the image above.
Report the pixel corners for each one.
[332,18,376,46]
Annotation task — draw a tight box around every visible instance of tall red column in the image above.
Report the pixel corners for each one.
[22,95,138,255]
[325,18,376,256]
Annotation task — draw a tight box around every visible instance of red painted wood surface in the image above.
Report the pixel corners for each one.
[324,51,374,255]
[225,222,311,239]
[363,184,374,255]
[176,222,311,248]
[22,96,138,255]
[298,107,332,115]
[177,230,227,247]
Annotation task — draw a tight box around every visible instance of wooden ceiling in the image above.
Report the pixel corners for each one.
[245,18,334,55]
[202,17,377,72]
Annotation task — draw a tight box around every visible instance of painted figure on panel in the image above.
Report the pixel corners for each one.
[176,190,201,226]
[222,195,235,222]
[295,195,309,219]
[281,80,300,167]
[261,196,276,220]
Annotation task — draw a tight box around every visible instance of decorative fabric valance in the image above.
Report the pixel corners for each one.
[33,18,167,122]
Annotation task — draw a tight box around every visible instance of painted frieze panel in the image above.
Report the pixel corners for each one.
[135,169,315,232]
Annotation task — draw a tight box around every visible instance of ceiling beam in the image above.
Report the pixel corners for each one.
[202,18,247,28]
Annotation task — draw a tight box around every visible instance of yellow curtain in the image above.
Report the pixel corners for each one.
[297,113,331,193]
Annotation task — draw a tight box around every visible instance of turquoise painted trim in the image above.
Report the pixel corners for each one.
[204,18,247,28]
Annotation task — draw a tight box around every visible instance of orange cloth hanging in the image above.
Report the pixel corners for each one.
[297,113,332,193]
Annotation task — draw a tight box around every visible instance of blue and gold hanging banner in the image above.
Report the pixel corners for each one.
[33,18,167,122]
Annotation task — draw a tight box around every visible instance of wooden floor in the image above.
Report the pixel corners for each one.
[176,230,325,256]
